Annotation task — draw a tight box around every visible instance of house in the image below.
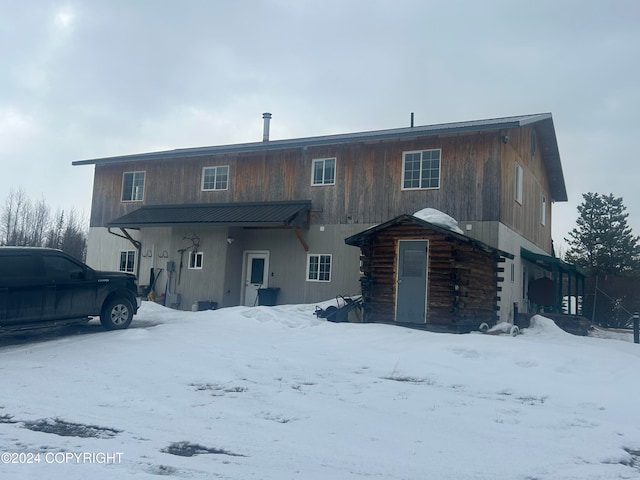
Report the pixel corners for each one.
[345,212,514,331]
[73,112,571,323]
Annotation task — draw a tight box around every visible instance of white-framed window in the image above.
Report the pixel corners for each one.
[202,166,229,191]
[119,251,136,273]
[188,251,204,270]
[541,194,547,226]
[514,163,523,204]
[402,149,441,190]
[307,254,332,282]
[122,171,145,202]
[311,158,336,186]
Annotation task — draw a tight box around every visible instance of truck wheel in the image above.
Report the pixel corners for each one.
[100,297,134,330]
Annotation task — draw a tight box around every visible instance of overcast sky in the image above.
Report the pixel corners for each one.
[1,0,639,251]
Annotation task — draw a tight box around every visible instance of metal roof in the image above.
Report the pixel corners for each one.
[107,200,311,228]
[73,112,567,201]
[345,214,514,259]
[521,247,586,277]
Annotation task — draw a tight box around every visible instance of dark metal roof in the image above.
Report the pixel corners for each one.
[73,112,566,202]
[345,214,514,259]
[521,247,586,277]
[107,200,311,228]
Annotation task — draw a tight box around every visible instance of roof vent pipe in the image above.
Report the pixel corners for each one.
[262,112,272,141]
[410,112,414,128]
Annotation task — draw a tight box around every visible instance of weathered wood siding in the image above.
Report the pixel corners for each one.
[500,126,553,253]
[358,220,503,328]
[90,131,504,228]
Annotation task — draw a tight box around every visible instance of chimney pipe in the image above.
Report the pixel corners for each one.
[410,112,414,128]
[262,112,272,142]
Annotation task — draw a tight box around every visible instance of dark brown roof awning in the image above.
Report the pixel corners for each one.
[107,200,311,229]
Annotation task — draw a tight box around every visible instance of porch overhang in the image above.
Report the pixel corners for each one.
[107,200,312,251]
[521,247,587,315]
[520,248,586,277]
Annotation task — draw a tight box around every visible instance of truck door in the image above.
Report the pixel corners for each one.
[42,253,97,320]
[0,252,45,326]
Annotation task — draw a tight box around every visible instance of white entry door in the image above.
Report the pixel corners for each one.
[243,251,269,306]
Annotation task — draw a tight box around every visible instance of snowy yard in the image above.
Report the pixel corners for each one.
[0,301,639,479]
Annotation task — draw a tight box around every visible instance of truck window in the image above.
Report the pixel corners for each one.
[43,254,84,280]
[0,254,41,278]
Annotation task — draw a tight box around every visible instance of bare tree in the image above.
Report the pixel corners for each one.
[0,188,87,260]
[1,187,31,245]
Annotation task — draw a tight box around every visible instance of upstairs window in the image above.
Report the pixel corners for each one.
[402,149,441,190]
[541,194,547,226]
[119,251,136,273]
[515,163,523,204]
[122,171,145,202]
[202,166,229,191]
[312,158,336,186]
[307,254,331,282]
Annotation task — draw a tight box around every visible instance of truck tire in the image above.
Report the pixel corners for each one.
[100,297,134,330]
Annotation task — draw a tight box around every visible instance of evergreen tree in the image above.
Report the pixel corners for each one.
[565,192,640,275]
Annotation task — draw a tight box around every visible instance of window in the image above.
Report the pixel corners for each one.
[122,171,145,202]
[541,194,547,226]
[44,254,85,279]
[202,166,229,191]
[515,163,523,204]
[0,254,41,278]
[119,251,136,273]
[189,251,204,270]
[311,158,336,186]
[307,254,331,282]
[402,149,441,190]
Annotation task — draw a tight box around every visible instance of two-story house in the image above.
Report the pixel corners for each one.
[73,112,571,324]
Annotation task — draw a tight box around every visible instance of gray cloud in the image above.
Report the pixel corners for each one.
[1,0,639,247]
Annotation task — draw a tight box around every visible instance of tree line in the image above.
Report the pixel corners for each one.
[0,188,88,261]
[564,192,640,327]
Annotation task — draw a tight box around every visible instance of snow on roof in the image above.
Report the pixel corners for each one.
[413,208,464,234]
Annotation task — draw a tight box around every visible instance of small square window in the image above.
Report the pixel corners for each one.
[189,251,204,270]
[119,251,136,273]
[402,149,441,190]
[307,254,331,282]
[122,172,145,202]
[311,158,336,186]
[202,166,229,191]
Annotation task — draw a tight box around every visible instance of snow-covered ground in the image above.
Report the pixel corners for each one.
[1,301,639,480]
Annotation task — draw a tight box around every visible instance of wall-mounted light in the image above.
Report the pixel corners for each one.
[142,249,153,257]
[226,237,235,245]
[159,250,169,258]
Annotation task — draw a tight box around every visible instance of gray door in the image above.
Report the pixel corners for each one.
[395,240,428,324]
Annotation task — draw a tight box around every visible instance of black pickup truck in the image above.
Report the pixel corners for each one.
[0,247,141,332]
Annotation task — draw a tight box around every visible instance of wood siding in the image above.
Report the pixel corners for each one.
[357,220,503,329]
[499,126,553,253]
[90,126,554,253]
[90,132,503,227]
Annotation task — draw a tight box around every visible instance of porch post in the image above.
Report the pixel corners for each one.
[567,270,572,314]
[553,264,562,313]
